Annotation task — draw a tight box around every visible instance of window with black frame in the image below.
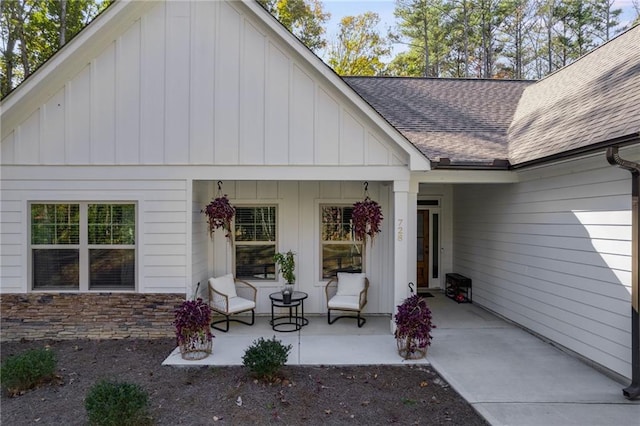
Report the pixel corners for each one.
[234,206,276,280]
[320,205,363,279]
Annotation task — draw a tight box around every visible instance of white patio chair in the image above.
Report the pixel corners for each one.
[325,272,369,328]
[208,274,257,332]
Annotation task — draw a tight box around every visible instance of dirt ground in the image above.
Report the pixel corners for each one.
[1,338,489,425]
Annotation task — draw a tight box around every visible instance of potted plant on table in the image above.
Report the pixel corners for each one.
[274,250,296,303]
[173,298,214,360]
[394,294,435,360]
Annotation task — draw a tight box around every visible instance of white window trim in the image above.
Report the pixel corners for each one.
[28,201,137,292]
[318,201,366,282]
[233,204,278,282]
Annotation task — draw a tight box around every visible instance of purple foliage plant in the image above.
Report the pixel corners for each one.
[173,298,213,346]
[202,194,235,241]
[394,294,435,359]
[352,196,383,245]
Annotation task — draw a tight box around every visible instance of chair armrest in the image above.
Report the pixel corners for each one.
[358,278,369,309]
[325,278,338,306]
[208,284,229,313]
[234,279,257,302]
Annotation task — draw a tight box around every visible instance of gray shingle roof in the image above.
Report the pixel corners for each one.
[345,26,640,168]
[344,77,533,165]
[508,25,640,165]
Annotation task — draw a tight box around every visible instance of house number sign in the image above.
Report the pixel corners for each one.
[397,219,404,241]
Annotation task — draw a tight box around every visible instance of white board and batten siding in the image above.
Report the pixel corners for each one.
[452,151,639,378]
[1,1,405,168]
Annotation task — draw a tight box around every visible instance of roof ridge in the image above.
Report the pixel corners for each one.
[343,76,535,83]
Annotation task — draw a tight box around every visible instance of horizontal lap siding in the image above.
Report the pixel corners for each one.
[0,175,188,294]
[453,160,634,378]
[0,199,23,292]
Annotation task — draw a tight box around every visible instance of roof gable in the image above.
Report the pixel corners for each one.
[1,0,430,171]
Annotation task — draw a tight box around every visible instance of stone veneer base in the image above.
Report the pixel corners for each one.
[1,293,185,341]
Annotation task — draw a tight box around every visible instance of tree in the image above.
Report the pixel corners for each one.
[257,0,330,53]
[326,12,391,76]
[498,0,536,79]
[477,0,514,78]
[536,0,558,73]
[391,0,453,77]
[1,0,109,99]
[633,0,640,25]
[592,0,624,41]
[450,0,476,77]
[385,50,426,76]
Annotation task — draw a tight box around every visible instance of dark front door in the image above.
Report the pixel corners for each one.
[417,210,429,291]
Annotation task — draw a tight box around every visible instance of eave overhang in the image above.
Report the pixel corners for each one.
[510,133,640,170]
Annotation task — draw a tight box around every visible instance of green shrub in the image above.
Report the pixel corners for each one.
[242,336,292,382]
[0,348,56,395]
[85,380,151,426]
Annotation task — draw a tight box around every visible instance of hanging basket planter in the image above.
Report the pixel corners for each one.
[202,181,235,244]
[352,182,383,246]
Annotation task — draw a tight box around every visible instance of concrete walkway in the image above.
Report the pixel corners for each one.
[163,292,640,425]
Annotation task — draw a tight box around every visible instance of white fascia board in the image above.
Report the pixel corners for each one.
[415,169,520,184]
[1,165,412,182]
[241,1,431,172]
[1,0,156,139]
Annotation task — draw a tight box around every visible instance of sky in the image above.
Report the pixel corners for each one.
[320,0,638,56]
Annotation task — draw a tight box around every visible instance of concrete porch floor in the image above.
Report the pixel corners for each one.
[163,291,640,426]
[163,313,410,367]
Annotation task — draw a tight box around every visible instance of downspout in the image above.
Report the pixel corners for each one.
[606,146,640,400]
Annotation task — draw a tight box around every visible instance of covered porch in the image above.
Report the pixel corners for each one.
[163,291,508,367]
[191,178,425,318]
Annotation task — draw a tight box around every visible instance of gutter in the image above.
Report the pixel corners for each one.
[430,158,511,170]
[606,146,640,400]
[511,133,640,170]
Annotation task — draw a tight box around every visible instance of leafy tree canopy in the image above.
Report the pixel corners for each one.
[257,0,330,53]
[327,12,391,76]
[1,0,111,98]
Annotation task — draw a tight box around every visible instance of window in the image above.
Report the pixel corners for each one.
[30,203,136,290]
[31,204,80,289]
[234,206,276,280]
[321,206,363,279]
[88,204,135,289]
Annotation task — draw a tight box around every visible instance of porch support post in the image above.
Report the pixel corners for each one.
[391,179,418,332]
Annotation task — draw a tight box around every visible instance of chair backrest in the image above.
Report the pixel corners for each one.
[336,272,367,296]
[208,274,237,298]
